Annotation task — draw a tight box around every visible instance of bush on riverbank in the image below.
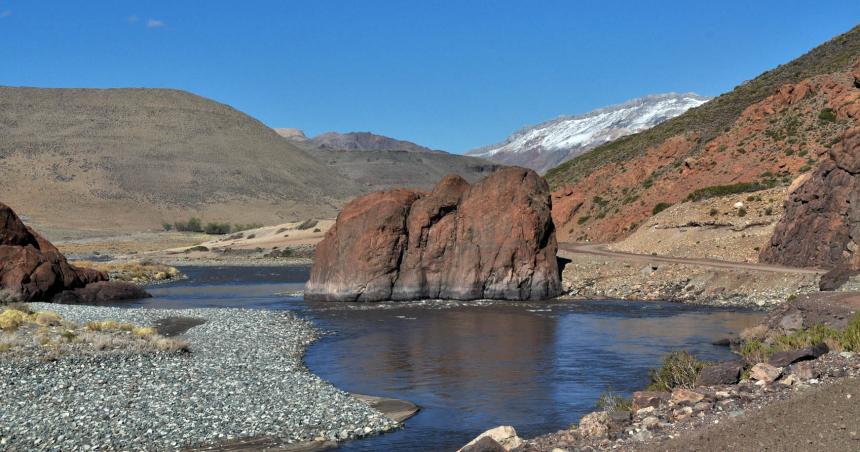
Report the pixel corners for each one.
[647,350,711,391]
[740,312,860,362]
[0,304,189,359]
[73,260,181,284]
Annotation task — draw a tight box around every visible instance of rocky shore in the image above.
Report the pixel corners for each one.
[0,303,399,450]
[560,250,820,307]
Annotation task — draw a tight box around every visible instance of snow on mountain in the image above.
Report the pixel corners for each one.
[467,93,710,173]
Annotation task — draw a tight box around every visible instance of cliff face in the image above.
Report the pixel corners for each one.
[305,167,562,302]
[761,128,860,269]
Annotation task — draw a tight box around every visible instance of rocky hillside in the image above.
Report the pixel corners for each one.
[0,87,357,232]
[281,129,501,192]
[468,93,708,173]
[548,24,860,243]
[282,130,439,153]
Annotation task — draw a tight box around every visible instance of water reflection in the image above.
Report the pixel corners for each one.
[105,266,763,452]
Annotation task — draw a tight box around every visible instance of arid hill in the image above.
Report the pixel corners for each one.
[547,24,860,243]
[281,129,502,192]
[0,87,357,232]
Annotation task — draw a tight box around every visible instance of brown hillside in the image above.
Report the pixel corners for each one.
[552,64,860,243]
[0,87,357,232]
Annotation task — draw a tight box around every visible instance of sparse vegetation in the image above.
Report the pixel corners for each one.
[647,350,711,391]
[737,207,747,217]
[652,202,672,215]
[595,386,632,412]
[577,215,590,225]
[818,108,837,123]
[185,245,209,253]
[686,182,774,202]
[296,219,319,230]
[709,208,719,217]
[204,222,231,235]
[174,217,203,233]
[740,313,860,363]
[73,261,180,283]
[0,305,189,358]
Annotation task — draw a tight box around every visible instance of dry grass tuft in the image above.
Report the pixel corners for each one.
[73,260,181,283]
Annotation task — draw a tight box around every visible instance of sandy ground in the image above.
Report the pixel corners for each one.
[610,187,787,263]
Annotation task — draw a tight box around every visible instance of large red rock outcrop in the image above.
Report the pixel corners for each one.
[761,128,860,269]
[0,202,107,301]
[306,167,562,301]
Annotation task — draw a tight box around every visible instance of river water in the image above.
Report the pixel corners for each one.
[117,266,763,451]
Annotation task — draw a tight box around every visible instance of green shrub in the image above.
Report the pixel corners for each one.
[652,202,672,215]
[161,223,173,231]
[647,351,710,391]
[686,181,774,202]
[204,222,231,235]
[737,208,747,217]
[765,207,773,215]
[174,217,203,233]
[296,219,319,230]
[818,108,837,123]
[595,386,632,412]
[709,208,719,217]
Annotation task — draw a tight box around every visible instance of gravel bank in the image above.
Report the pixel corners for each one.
[0,304,398,450]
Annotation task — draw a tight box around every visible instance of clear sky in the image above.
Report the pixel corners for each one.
[1,1,859,153]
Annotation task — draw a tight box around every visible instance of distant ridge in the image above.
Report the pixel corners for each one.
[0,87,358,231]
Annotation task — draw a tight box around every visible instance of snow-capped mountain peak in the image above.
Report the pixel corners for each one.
[467,93,710,173]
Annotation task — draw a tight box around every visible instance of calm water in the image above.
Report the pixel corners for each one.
[117,266,763,451]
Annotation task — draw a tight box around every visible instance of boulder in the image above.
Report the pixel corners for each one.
[631,391,670,412]
[52,281,152,304]
[749,363,782,383]
[306,168,562,301]
[670,388,705,406]
[696,360,744,386]
[458,426,523,452]
[458,437,506,452]
[761,128,860,270]
[767,343,828,367]
[0,202,107,301]
[577,411,610,438]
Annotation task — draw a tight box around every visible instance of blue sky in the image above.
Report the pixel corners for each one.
[1,1,859,153]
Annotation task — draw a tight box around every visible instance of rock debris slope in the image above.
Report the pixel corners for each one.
[305,167,562,302]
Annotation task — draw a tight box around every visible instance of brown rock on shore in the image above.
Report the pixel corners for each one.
[306,167,562,302]
[0,202,106,301]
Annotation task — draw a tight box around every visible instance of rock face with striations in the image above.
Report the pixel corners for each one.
[761,128,860,270]
[306,167,562,301]
[0,202,148,302]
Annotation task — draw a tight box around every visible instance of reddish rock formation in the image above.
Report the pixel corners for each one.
[0,202,107,301]
[0,202,148,303]
[306,167,562,301]
[760,128,860,269]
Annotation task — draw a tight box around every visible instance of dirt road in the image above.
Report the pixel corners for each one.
[558,243,823,275]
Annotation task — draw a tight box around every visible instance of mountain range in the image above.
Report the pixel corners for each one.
[278,130,500,192]
[468,93,709,173]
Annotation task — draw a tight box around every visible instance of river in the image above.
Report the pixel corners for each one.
[116,265,763,451]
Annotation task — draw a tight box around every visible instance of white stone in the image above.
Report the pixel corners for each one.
[458,425,523,451]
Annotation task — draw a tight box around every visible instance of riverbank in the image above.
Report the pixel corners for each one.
[559,246,821,307]
[0,303,399,450]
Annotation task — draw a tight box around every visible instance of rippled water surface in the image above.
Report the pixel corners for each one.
[120,266,764,451]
